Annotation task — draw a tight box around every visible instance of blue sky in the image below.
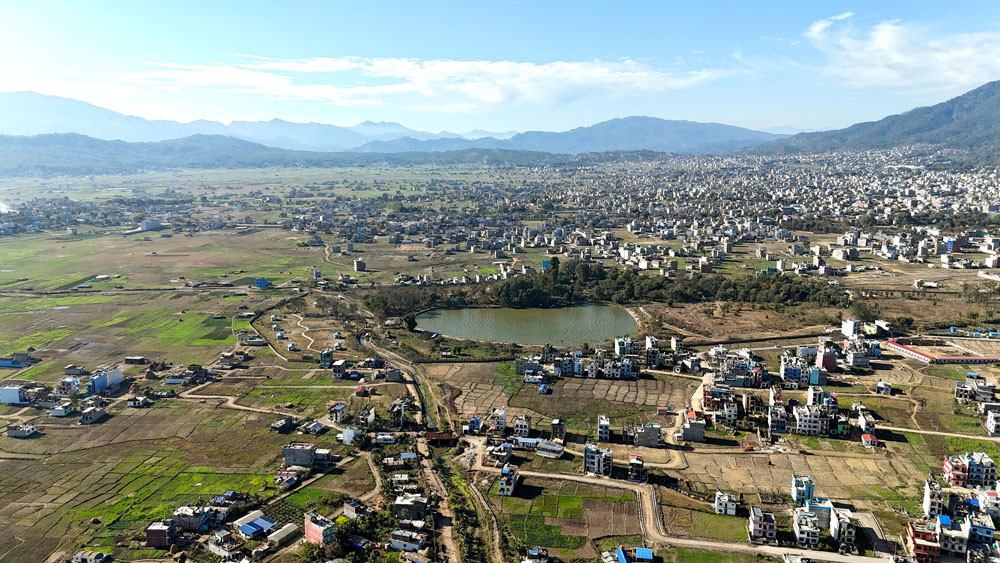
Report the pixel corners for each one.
[2,1,1000,133]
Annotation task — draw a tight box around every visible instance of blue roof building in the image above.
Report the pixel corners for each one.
[238,516,276,538]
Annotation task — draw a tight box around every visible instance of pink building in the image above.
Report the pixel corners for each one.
[303,511,336,545]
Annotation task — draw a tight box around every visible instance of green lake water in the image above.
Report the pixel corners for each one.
[416,304,637,345]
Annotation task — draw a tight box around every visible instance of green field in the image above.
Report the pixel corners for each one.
[690,511,752,542]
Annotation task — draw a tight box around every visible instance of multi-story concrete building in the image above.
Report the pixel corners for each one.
[583,442,613,476]
[830,508,856,550]
[792,508,820,547]
[906,520,940,563]
[630,423,660,447]
[303,511,336,545]
[145,520,175,549]
[513,414,532,438]
[714,491,737,516]
[970,513,995,546]
[627,453,646,482]
[550,418,566,442]
[938,515,970,557]
[923,479,943,518]
[679,410,705,442]
[497,464,518,496]
[987,410,1000,436]
[792,405,826,436]
[597,415,610,442]
[768,405,787,433]
[944,452,998,488]
[792,474,815,507]
[282,442,317,468]
[748,506,777,543]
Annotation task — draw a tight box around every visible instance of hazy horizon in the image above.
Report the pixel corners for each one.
[3,1,1000,134]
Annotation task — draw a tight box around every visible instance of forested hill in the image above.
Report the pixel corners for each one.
[0,133,559,176]
[755,80,1000,163]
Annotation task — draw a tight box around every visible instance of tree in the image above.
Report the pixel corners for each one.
[402,313,417,331]
[850,301,879,322]
[297,542,321,563]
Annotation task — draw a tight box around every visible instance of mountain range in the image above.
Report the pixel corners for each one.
[754,80,1000,162]
[0,91,515,151]
[0,91,784,155]
[0,133,561,177]
[352,116,784,154]
[3,80,1000,176]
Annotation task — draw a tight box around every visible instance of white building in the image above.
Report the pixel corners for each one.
[988,410,1000,436]
[923,479,943,518]
[714,491,737,515]
[497,464,518,496]
[513,414,532,438]
[792,405,825,436]
[390,529,427,552]
[792,508,820,547]
[597,415,610,442]
[583,442,613,476]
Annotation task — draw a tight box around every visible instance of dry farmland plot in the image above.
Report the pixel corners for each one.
[670,448,925,511]
[0,402,307,462]
[428,362,698,432]
[643,301,839,341]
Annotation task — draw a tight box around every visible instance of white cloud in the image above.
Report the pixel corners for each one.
[118,56,732,114]
[806,13,1000,93]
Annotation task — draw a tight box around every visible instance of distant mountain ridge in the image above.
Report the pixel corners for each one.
[755,80,1000,161]
[352,116,785,155]
[8,81,1000,168]
[0,133,563,177]
[0,91,784,155]
[0,92,511,151]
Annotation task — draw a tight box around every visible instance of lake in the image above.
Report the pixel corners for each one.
[416,304,638,345]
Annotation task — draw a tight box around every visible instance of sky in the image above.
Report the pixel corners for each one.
[2,1,1000,134]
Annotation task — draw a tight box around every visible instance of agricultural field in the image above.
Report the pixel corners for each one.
[486,476,640,562]
[424,361,698,435]
[0,290,287,380]
[0,401,319,562]
[0,228,323,292]
[643,301,841,341]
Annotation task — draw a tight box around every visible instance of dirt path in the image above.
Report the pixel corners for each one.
[364,453,384,503]
[291,313,321,353]
[879,424,1000,442]
[364,334,449,429]
[468,480,504,563]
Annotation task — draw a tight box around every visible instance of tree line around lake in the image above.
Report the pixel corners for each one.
[364,257,851,320]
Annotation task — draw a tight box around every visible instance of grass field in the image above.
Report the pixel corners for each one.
[690,511,750,542]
